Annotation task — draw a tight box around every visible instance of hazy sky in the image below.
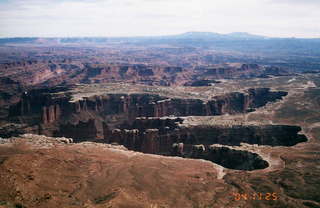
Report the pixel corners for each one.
[0,0,319,38]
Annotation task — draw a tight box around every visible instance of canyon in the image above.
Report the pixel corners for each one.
[0,43,319,208]
[1,85,307,172]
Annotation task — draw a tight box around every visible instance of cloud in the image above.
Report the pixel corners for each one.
[269,0,320,5]
[0,0,319,38]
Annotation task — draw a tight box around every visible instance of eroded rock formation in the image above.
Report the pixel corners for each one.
[104,119,307,154]
[189,145,269,171]
[2,85,304,170]
[7,88,287,126]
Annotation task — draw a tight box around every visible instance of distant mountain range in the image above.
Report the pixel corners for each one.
[0,31,318,42]
[168,31,267,40]
[1,32,320,60]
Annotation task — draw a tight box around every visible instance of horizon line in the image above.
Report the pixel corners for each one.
[0,31,319,39]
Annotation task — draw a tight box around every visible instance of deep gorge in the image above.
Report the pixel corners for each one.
[3,87,307,170]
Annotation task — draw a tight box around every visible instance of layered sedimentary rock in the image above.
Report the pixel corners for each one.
[9,87,287,122]
[42,104,61,124]
[104,127,161,154]
[5,87,286,138]
[188,145,269,171]
[1,58,290,88]
[0,77,23,108]
[0,79,23,122]
[8,88,69,122]
[104,117,306,170]
[2,86,308,170]
[104,117,307,155]
[4,86,294,162]
[55,119,101,142]
[141,129,160,154]
[195,64,289,79]
[175,125,308,147]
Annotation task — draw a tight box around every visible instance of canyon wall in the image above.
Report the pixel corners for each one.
[1,59,290,87]
[2,86,307,171]
[56,119,102,142]
[104,118,307,154]
[9,87,287,122]
[189,145,269,171]
[6,87,288,141]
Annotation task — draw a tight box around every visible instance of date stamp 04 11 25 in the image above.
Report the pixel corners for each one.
[232,192,278,201]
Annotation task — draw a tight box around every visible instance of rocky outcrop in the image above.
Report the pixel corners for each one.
[206,88,287,115]
[8,88,69,123]
[183,79,221,86]
[172,143,184,156]
[42,104,61,124]
[176,125,308,146]
[0,123,35,138]
[190,144,206,158]
[195,64,289,80]
[104,117,307,157]
[0,77,23,107]
[105,119,277,170]
[141,129,160,154]
[3,84,297,153]
[70,88,286,118]
[54,119,101,142]
[8,87,287,124]
[191,145,269,170]
[126,117,183,132]
[5,87,288,142]
[105,128,139,148]
[104,127,161,154]
[170,142,270,170]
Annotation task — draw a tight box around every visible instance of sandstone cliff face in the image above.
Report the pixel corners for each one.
[55,119,101,142]
[1,83,308,171]
[6,87,289,147]
[0,78,24,121]
[104,127,161,154]
[65,88,287,119]
[141,129,160,154]
[1,54,292,88]
[103,116,307,155]
[8,88,69,124]
[0,78,23,107]
[196,64,289,80]
[175,125,307,147]
[42,105,61,124]
[5,88,306,159]
[207,88,287,115]
[102,117,309,171]
[190,145,269,171]
[8,87,287,124]
[126,117,183,132]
